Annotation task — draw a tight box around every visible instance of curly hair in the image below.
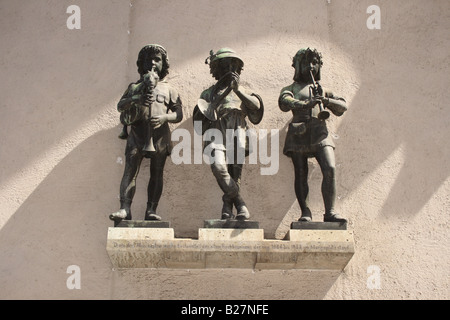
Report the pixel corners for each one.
[292,47,323,82]
[136,44,170,79]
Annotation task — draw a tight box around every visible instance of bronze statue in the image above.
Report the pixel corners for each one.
[194,48,263,220]
[279,48,347,223]
[110,44,183,222]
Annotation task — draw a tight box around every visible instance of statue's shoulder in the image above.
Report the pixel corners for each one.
[156,80,182,104]
[286,81,310,94]
[280,82,297,95]
[200,85,215,101]
[156,79,169,89]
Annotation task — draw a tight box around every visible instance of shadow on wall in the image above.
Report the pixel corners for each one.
[337,70,450,220]
[0,124,334,299]
[331,0,450,220]
[0,128,122,299]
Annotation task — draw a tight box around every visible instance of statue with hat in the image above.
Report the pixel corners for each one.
[194,48,264,220]
[110,44,183,223]
[278,48,348,223]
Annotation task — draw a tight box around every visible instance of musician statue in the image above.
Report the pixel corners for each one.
[193,48,264,220]
[278,47,347,223]
[110,44,183,222]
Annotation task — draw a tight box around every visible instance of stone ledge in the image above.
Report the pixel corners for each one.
[286,229,354,242]
[198,228,264,241]
[107,227,174,241]
[106,228,354,270]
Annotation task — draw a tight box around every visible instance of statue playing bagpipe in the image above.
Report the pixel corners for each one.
[110,44,183,223]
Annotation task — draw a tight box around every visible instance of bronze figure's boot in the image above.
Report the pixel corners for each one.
[234,194,250,220]
[323,212,347,223]
[145,202,161,221]
[298,207,312,222]
[221,194,235,220]
[109,199,132,225]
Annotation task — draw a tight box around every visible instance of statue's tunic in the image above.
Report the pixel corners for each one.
[119,80,182,156]
[197,85,263,157]
[279,81,345,157]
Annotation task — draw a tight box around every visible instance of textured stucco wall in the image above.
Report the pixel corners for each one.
[0,0,448,299]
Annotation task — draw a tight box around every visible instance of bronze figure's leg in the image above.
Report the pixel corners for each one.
[211,150,239,218]
[315,146,346,222]
[145,153,167,221]
[221,194,235,220]
[110,148,144,221]
[315,146,336,215]
[210,150,249,220]
[228,163,242,190]
[228,163,249,220]
[291,153,312,221]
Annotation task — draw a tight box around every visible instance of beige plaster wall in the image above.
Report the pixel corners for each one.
[0,0,448,299]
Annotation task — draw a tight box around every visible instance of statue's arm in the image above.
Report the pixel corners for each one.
[117,83,141,112]
[278,90,314,112]
[235,89,260,111]
[323,92,347,116]
[166,93,183,124]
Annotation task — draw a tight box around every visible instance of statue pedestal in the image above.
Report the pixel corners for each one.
[106,221,355,270]
[114,220,171,228]
[203,219,259,229]
[290,221,347,230]
[283,229,354,269]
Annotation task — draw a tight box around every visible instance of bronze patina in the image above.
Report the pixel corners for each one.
[279,48,348,223]
[110,44,183,223]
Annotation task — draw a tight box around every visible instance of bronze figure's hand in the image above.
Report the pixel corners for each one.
[142,92,155,107]
[230,71,240,92]
[305,97,321,109]
[150,114,167,129]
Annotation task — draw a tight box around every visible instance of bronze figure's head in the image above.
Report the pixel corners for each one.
[205,48,244,81]
[292,47,323,82]
[136,44,170,80]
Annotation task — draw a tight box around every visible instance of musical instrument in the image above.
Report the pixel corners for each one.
[309,70,330,120]
[196,70,236,121]
[142,68,159,155]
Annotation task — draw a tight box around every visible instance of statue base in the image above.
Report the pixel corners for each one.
[106,225,355,270]
[203,219,259,229]
[114,220,170,228]
[290,221,347,230]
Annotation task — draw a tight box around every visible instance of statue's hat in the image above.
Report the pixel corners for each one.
[205,48,244,67]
